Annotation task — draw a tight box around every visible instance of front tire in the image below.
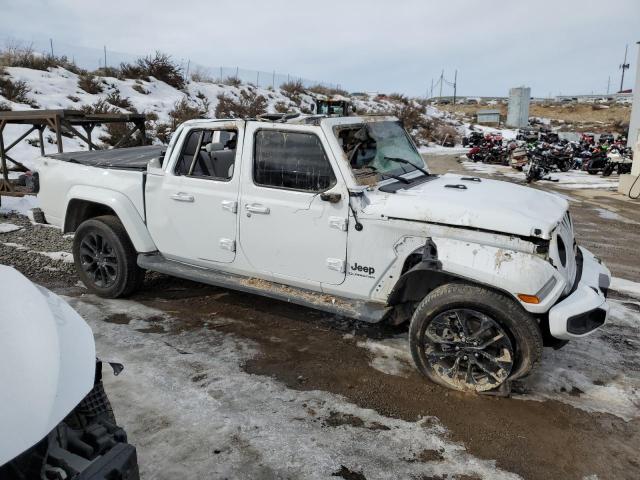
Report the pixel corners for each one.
[73,215,144,298]
[409,284,543,392]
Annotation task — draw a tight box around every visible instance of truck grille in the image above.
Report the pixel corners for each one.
[552,211,578,294]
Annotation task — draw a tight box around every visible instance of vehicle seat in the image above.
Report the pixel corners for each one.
[205,142,236,179]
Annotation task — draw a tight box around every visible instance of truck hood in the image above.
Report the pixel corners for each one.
[365,173,568,239]
[0,266,95,466]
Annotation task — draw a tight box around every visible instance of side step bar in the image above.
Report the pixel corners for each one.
[137,253,391,323]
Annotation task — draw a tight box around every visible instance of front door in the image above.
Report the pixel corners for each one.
[146,121,244,266]
[239,123,348,286]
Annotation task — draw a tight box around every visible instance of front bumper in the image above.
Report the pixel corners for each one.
[548,247,611,340]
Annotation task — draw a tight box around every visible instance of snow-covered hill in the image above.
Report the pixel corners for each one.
[0,65,464,171]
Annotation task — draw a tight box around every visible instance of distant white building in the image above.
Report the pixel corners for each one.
[507,87,531,128]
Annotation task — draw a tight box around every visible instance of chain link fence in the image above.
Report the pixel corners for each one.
[185,63,343,91]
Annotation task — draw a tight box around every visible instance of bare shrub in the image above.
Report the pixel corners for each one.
[0,41,83,74]
[93,66,120,78]
[221,76,242,87]
[190,67,214,83]
[215,90,267,119]
[80,99,147,147]
[78,73,103,94]
[387,98,432,146]
[105,90,133,110]
[306,84,348,97]
[80,99,113,115]
[274,101,290,113]
[169,97,207,125]
[0,70,34,105]
[0,101,10,111]
[120,51,184,89]
[432,122,460,145]
[388,92,408,103]
[154,122,173,144]
[132,83,149,95]
[280,80,305,102]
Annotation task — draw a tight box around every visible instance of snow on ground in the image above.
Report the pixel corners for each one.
[521,298,640,421]
[66,295,518,480]
[36,251,74,263]
[611,277,640,299]
[356,335,413,377]
[0,194,39,215]
[460,161,619,190]
[595,207,622,220]
[0,223,21,233]
[419,144,470,155]
[355,298,640,422]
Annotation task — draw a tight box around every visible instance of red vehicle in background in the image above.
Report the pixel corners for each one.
[484,132,503,145]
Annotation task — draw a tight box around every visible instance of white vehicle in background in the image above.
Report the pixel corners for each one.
[0,266,139,479]
[35,113,611,394]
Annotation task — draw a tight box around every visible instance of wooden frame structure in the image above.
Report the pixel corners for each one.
[0,109,146,195]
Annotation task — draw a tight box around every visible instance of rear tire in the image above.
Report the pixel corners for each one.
[73,215,144,298]
[408,283,543,393]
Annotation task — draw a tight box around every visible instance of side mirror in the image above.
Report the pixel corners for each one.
[320,192,342,203]
[147,157,164,175]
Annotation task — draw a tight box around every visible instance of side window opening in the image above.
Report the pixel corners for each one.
[253,130,336,192]
[174,128,238,180]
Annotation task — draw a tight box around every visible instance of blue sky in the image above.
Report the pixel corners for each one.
[2,0,638,97]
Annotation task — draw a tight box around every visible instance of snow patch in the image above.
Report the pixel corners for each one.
[35,251,74,264]
[357,335,413,377]
[0,223,22,233]
[519,299,640,421]
[65,295,518,480]
[0,195,39,215]
[610,277,640,299]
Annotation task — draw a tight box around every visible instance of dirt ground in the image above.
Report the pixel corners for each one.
[1,153,639,479]
[437,103,631,133]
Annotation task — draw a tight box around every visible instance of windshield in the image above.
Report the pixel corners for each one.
[318,102,346,116]
[334,120,427,184]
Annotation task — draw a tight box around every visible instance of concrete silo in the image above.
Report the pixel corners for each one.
[506,87,531,128]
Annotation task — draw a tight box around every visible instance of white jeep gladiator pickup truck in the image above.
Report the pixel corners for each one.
[36,114,611,393]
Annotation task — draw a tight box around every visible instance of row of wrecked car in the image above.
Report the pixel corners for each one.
[462,128,633,182]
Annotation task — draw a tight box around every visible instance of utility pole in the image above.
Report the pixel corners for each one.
[453,69,458,105]
[49,38,54,57]
[185,59,190,82]
[430,78,434,98]
[438,70,444,99]
[607,76,611,95]
[272,70,275,88]
[103,46,107,69]
[620,44,630,92]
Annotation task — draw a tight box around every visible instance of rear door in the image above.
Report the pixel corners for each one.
[146,121,244,266]
[238,123,349,286]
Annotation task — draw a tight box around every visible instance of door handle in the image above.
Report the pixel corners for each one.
[245,203,270,214]
[170,192,195,202]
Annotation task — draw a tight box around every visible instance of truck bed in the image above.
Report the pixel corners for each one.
[46,145,163,170]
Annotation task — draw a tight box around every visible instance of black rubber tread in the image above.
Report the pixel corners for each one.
[408,283,543,392]
[73,215,144,298]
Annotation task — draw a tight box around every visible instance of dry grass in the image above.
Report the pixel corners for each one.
[438,102,631,133]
